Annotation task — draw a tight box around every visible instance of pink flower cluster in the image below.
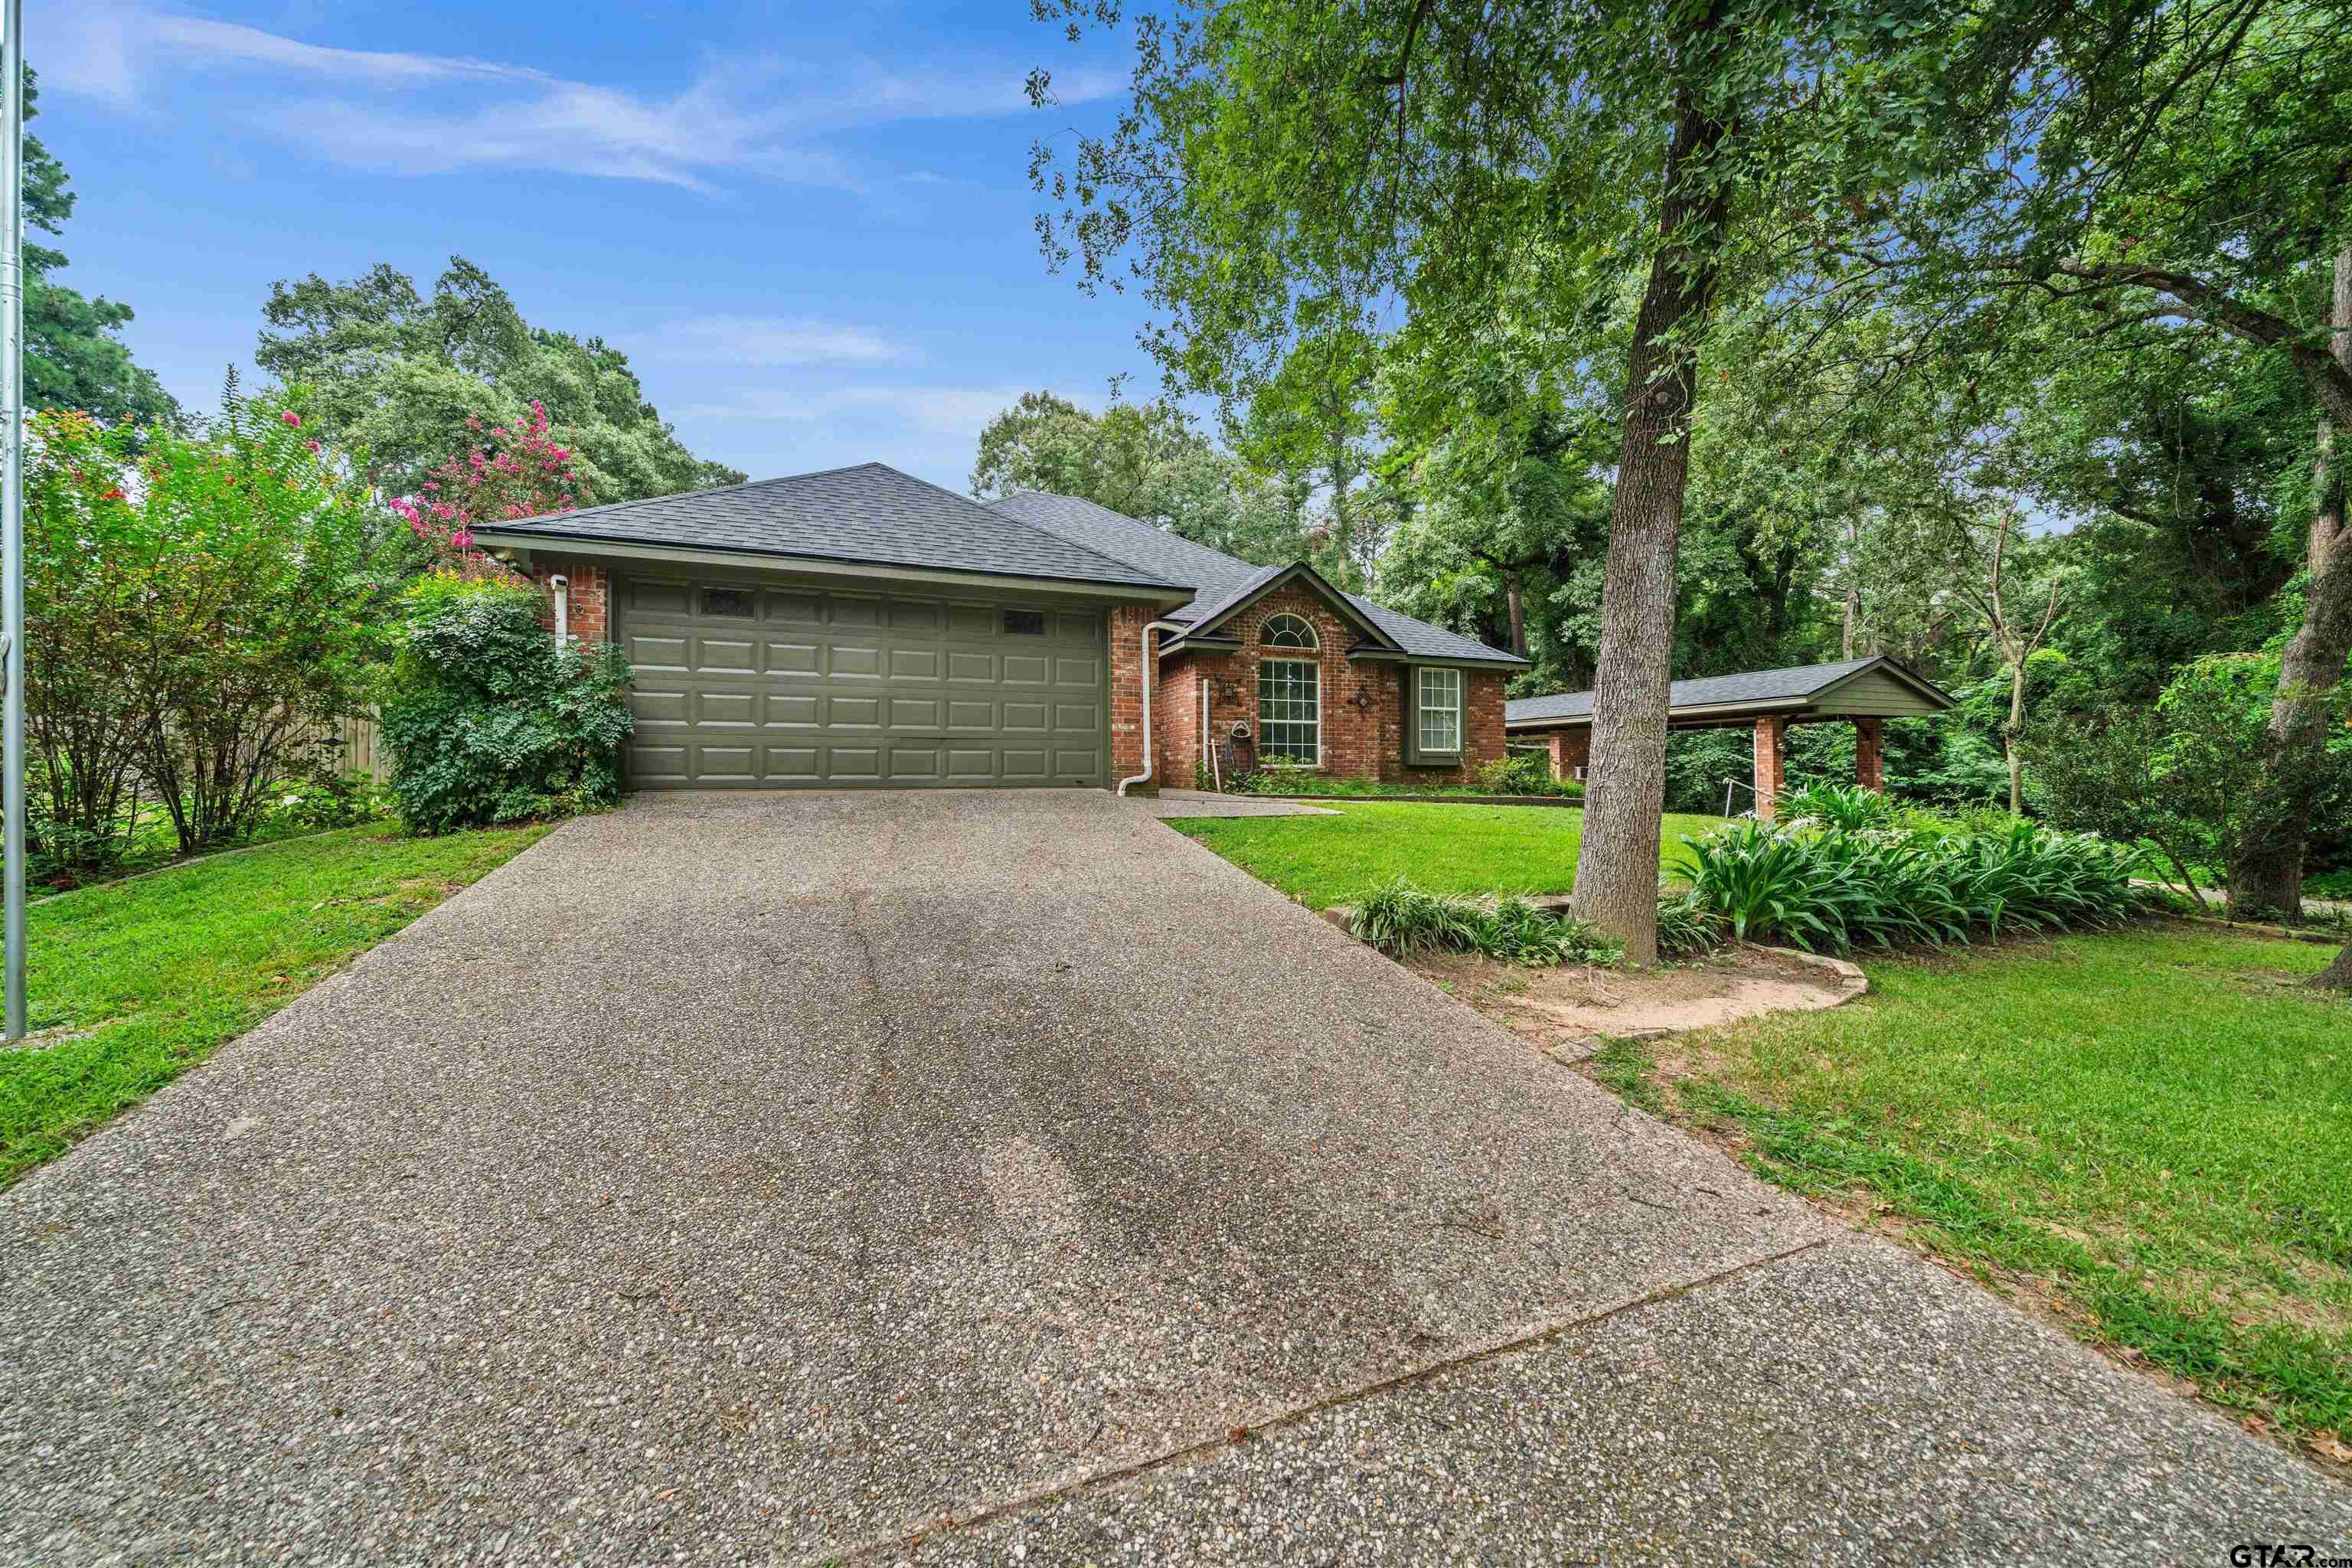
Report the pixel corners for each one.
[393,400,585,570]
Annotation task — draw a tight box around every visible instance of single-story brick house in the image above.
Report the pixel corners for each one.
[472,462,1527,792]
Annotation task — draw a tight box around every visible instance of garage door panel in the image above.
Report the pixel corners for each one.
[825,693,884,728]
[632,582,692,617]
[620,575,1107,789]
[695,744,756,780]
[696,637,759,673]
[766,691,821,727]
[631,688,690,723]
[632,634,690,670]
[694,690,756,726]
[766,640,820,674]
[890,647,941,680]
[764,745,822,780]
[829,643,884,678]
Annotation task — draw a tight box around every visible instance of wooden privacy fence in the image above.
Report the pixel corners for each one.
[305,713,392,782]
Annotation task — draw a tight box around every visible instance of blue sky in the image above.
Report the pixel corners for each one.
[39,0,1157,489]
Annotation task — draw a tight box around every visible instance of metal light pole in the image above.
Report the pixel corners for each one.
[2,0,25,1042]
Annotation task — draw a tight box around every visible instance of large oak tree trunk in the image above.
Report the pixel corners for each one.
[1572,67,1732,965]
[2231,246,2352,918]
[2313,939,2352,994]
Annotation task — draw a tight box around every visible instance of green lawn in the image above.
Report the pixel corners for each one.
[1596,926,2352,1448]
[1167,800,1724,907]
[2,819,554,1184]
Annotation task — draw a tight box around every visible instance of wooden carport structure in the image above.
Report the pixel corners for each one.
[1503,656,1955,819]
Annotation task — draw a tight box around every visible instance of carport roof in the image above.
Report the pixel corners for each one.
[476,462,1190,592]
[1505,656,1953,727]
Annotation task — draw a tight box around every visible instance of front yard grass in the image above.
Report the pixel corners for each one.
[2,819,554,1184]
[1592,926,2352,1454]
[1165,801,1723,908]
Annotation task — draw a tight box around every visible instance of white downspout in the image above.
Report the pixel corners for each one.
[1116,619,1187,796]
[548,573,570,645]
[1204,675,1220,792]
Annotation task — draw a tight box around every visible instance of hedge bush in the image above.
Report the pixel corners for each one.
[379,571,634,834]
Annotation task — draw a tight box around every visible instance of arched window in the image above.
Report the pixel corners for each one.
[1261,612,1318,650]
[1258,614,1321,763]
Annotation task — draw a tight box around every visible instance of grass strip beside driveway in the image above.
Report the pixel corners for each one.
[1590,927,2352,1452]
[2,819,554,1184]
[1165,800,1724,908]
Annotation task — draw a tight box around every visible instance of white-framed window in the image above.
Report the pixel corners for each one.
[1416,666,1462,755]
[1261,612,1318,650]
[1259,658,1321,763]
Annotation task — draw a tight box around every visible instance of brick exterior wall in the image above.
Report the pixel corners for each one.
[524,559,612,642]
[1108,603,1168,791]
[1140,581,1505,789]
[1540,728,1591,780]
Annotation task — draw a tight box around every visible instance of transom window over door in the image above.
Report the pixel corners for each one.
[1417,667,1462,754]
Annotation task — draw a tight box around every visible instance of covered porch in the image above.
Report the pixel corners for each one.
[1503,656,1955,819]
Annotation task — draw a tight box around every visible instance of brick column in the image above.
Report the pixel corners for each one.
[1544,730,1590,781]
[1753,716,1787,820]
[1854,717,1885,792]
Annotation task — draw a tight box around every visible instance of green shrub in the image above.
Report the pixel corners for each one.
[267,771,392,832]
[378,571,634,834]
[1348,881,1621,965]
[1673,817,2147,952]
[1776,781,1899,831]
[1655,891,1725,957]
[1478,752,1582,798]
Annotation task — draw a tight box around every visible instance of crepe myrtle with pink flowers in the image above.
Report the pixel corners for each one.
[391,401,590,568]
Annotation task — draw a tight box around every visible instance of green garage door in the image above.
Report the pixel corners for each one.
[618,574,1108,789]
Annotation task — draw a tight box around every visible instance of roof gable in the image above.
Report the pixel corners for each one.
[986,490,1527,667]
[1178,562,1404,652]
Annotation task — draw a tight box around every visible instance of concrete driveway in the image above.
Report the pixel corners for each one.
[2,791,2343,1565]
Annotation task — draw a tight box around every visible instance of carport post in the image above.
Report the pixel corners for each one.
[1,0,25,1042]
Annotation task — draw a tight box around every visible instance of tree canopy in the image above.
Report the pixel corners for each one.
[256,256,746,501]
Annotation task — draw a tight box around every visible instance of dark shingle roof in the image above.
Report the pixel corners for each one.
[481,463,1184,590]
[1507,657,1940,724]
[985,491,1526,666]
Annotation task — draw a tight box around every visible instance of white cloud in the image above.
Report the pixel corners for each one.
[47,5,1122,192]
[658,318,916,368]
[679,384,1039,436]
